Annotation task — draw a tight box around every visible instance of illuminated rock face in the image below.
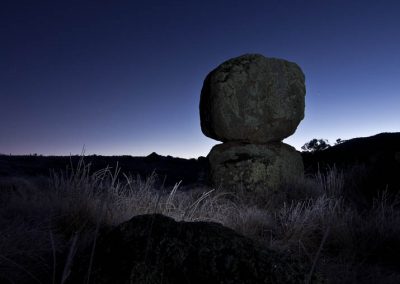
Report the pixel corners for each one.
[200,54,305,192]
[200,54,305,143]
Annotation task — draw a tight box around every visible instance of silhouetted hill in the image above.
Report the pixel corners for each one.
[2,132,399,196]
[302,132,400,199]
[0,153,208,187]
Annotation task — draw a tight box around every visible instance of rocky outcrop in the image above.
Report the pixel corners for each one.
[208,142,304,193]
[69,214,307,284]
[200,54,305,143]
[200,54,305,192]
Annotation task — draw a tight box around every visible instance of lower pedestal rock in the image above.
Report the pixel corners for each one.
[208,141,304,193]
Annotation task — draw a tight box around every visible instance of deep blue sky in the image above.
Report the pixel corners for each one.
[1,0,399,158]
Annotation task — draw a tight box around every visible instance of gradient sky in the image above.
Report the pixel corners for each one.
[1,0,399,158]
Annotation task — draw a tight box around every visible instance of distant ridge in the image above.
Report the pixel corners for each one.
[303,132,400,164]
[2,132,399,194]
[0,153,208,187]
[323,132,400,154]
[302,132,400,198]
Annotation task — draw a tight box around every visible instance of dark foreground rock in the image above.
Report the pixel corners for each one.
[70,214,307,284]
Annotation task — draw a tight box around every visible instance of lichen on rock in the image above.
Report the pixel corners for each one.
[200,53,306,194]
[200,54,306,143]
[208,142,304,193]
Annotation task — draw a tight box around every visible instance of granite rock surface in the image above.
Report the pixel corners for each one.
[200,54,305,143]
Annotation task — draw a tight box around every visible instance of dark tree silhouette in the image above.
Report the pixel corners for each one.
[301,138,331,152]
[335,138,346,145]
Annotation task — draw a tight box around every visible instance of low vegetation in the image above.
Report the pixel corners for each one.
[1,157,399,283]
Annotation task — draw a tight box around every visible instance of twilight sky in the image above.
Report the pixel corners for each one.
[1,0,399,158]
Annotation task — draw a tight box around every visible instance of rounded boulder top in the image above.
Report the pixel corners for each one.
[200,54,306,143]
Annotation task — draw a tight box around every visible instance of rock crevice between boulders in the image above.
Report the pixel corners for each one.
[199,54,306,193]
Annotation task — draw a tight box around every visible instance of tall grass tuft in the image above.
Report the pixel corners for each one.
[1,156,400,283]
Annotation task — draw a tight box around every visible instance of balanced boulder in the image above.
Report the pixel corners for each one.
[208,142,304,193]
[200,54,305,143]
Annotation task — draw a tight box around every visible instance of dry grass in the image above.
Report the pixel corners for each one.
[0,157,399,283]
